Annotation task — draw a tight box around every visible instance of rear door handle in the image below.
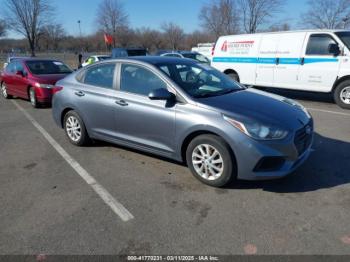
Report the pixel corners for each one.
[115,99,128,106]
[75,91,85,97]
[300,57,305,65]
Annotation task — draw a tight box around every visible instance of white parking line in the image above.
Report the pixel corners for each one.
[12,101,134,222]
[306,107,350,117]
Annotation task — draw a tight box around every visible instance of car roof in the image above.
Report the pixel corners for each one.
[116,56,197,65]
[16,58,64,63]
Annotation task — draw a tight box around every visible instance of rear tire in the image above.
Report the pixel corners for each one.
[64,111,91,146]
[334,80,350,109]
[227,72,239,82]
[186,134,236,187]
[1,82,12,99]
[29,87,39,108]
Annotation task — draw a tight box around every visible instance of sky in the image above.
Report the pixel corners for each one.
[0,0,307,38]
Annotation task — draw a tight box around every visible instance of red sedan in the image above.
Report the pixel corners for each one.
[0,58,72,107]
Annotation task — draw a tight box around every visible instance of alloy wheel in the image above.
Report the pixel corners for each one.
[65,116,82,142]
[1,83,8,98]
[192,144,224,181]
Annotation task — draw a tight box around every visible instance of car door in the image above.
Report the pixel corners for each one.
[273,32,307,89]
[298,33,342,92]
[11,61,28,98]
[72,63,119,139]
[113,62,176,155]
[255,34,280,86]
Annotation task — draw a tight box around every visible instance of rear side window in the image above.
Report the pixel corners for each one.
[120,64,167,96]
[83,63,116,89]
[5,62,16,73]
[306,34,337,55]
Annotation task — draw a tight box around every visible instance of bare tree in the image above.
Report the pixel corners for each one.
[4,0,53,56]
[268,22,290,32]
[301,0,350,29]
[239,0,284,33]
[0,19,7,37]
[40,23,66,51]
[161,22,185,50]
[96,0,129,47]
[134,27,164,52]
[199,0,240,38]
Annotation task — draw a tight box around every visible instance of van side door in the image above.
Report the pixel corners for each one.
[255,34,280,86]
[273,32,307,89]
[298,33,342,92]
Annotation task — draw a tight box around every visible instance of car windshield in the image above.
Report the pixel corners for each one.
[99,56,110,60]
[155,62,243,98]
[26,60,72,75]
[182,53,210,63]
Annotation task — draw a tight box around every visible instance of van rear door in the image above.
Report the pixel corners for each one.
[273,32,306,89]
[298,33,341,92]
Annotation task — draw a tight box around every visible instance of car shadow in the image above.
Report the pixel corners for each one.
[224,132,350,193]
[253,86,334,104]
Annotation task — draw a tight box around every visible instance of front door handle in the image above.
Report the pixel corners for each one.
[75,91,85,97]
[115,99,128,106]
[276,57,280,65]
[300,57,305,65]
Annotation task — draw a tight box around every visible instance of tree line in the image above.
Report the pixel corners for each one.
[1,0,350,56]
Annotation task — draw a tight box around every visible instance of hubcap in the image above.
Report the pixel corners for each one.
[29,89,36,105]
[340,87,350,105]
[1,84,7,98]
[192,144,224,181]
[66,116,82,142]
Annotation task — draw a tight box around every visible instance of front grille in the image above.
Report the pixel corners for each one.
[294,121,313,156]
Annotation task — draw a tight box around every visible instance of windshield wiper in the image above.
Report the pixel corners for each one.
[194,88,241,98]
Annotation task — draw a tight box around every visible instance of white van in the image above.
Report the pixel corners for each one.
[192,43,215,60]
[211,30,350,109]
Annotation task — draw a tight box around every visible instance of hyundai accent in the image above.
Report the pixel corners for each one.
[52,57,313,187]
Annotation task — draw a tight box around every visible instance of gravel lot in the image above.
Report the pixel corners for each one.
[0,88,350,255]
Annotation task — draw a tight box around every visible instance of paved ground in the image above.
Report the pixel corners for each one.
[0,89,350,255]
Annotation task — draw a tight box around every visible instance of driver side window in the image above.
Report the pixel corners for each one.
[120,64,167,96]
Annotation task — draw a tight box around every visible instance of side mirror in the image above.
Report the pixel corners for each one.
[148,88,175,100]
[16,70,25,77]
[328,43,340,56]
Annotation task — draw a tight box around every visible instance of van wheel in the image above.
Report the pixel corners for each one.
[186,134,236,187]
[1,82,12,99]
[227,72,239,82]
[64,111,91,146]
[334,80,350,109]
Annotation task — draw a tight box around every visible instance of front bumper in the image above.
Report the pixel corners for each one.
[226,123,314,181]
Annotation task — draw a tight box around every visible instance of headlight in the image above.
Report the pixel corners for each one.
[35,83,54,89]
[223,115,289,140]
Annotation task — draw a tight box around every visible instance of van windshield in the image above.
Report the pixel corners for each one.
[335,32,350,50]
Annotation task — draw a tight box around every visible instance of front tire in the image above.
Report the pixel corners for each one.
[1,82,12,99]
[186,134,236,187]
[29,87,39,108]
[64,111,91,146]
[227,72,239,82]
[334,80,350,109]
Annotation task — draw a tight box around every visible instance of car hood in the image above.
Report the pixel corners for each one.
[30,74,69,85]
[195,88,312,131]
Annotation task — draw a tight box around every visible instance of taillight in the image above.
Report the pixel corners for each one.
[52,86,63,95]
